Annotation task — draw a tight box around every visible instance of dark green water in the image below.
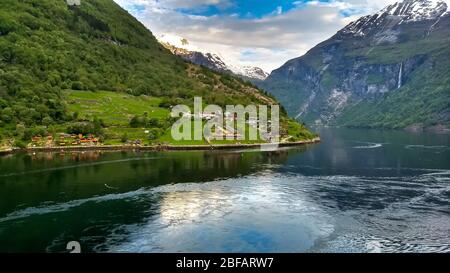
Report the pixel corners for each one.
[0,128,449,253]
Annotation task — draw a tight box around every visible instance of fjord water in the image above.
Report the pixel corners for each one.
[0,128,449,253]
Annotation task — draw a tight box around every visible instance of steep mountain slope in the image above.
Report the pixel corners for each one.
[160,40,269,81]
[0,0,313,145]
[261,0,450,129]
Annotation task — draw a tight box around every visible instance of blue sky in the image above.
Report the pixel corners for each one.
[114,0,398,71]
[127,0,363,19]
[176,0,335,18]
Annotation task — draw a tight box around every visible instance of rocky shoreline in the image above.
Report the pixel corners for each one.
[0,138,321,155]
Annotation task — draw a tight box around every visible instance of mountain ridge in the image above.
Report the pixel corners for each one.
[260,0,450,129]
[159,39,269,81]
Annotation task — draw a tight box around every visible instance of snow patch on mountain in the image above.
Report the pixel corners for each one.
[385,0,448,22]
[158,34,269,80]
[227,65,269,81]
[201,53,229,71]
[341,0,448,37]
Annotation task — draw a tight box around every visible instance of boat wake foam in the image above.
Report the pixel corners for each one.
[352,142,384,149]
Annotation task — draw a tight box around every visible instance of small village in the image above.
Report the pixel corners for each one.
[30,133,101,148]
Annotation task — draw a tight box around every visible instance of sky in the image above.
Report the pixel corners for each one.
[112,0,444,72]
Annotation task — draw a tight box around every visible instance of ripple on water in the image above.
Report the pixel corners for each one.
[405,145,450,154]
[105,178,336,253]
[1,168,449,253]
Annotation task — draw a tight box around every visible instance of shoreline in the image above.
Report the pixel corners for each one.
[0,148,13,155]
[0,138,320,155]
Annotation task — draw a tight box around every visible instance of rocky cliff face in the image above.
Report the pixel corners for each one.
[261,0,450,129]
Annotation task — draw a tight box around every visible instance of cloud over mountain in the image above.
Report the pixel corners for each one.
[114,0,450,72]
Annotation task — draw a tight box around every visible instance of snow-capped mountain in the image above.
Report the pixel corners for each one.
[183,51,231,74]
[158,36,269,81]
[261,0,450,129]
[234,66,270,81]
[342,0,448,37]
[380,0,448,22]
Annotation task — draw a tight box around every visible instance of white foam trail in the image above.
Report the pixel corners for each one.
[353,143,383,149]
[0,188,150,223]
[2,168,449,228]
[0,179,244,224]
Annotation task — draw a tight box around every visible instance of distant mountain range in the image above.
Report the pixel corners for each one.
[159,39,269,81]
[260,0,450,130]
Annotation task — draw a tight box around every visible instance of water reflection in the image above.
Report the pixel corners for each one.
[0,128,449,253]
[0,149,300,218]
[108,175,334,253]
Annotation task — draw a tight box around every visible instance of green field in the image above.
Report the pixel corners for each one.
[66,90,169,126]
[61,90,316,146]
[158,120,269,146]
[65,90,166,145]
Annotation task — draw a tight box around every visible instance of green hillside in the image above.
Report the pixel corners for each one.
[0,0,314,148]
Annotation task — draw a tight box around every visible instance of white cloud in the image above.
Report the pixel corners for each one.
[114,0,450,72]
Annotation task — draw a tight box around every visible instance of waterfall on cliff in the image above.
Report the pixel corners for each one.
[398,62,403,89]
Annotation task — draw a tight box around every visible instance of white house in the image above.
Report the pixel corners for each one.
[67,0,81,6]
